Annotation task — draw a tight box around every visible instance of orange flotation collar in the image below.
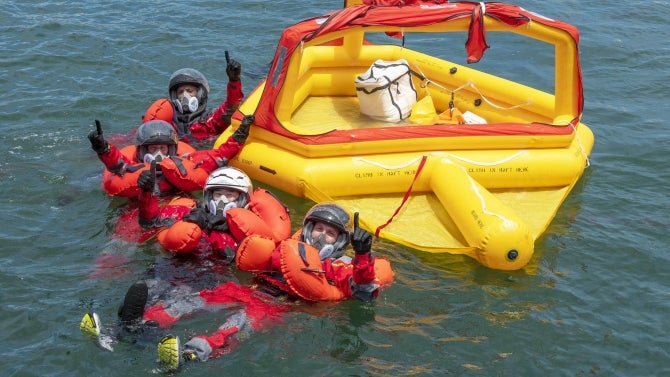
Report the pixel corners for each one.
[227,188,291,242]
[142,98,175,129]
[279,239,346,301]
[102,142,199,197]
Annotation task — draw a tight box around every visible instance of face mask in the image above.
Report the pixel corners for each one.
[143,150,167,164]
[174,92,199,113]
[209,198,237,216]
[317,244,336,261]
[310,233,336,260]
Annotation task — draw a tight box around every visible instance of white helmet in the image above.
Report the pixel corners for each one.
[203,167,252,215]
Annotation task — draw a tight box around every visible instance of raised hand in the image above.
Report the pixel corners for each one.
[88,119,109,154]
[350,212,372,255]
[225,50,241,82]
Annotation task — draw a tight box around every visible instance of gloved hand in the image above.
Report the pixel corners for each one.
[88,130,109,154]
[206,214,228,232]
[231,115,254,143]
[182,207,210,230]
[137,161,156,192]
[350,212,372,255]
[88,120,110,154]
[226,55,242,82]
[220,104,235,126]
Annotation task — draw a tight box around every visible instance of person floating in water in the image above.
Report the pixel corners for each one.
[80,203,393,372]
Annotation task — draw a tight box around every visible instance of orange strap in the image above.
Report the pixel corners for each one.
[375,155,428,237]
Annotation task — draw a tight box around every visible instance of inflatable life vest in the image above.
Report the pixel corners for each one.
[160,156,210,192]
[153,197,203,253]
[239,238,395,301]
[279,240,347,301]
[280,240,394,301]
[227,188,291,243]
[101,143,197,197]
[142,98,175,126]
[155,189,289,255]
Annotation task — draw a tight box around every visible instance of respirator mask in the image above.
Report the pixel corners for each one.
[174,91,199,113]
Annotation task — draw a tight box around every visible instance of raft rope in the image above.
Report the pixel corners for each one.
[353,156,425,170]
[443,151,527,166]
[375,155,428,238]
[356,151,526,170]
[413,64,532,111]
[571,122,591,168]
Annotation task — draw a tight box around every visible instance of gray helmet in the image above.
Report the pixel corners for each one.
[135,120,178,161]
[168,68,209,117]
[301,203,352,259]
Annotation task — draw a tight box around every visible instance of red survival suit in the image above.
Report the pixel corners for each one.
[96,136,243,198]
[141,234,394,361]
[182,79,243,141]
[138,187,291,257]
[237,232,395,301]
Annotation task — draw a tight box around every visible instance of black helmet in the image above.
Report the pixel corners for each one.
[301,203,352,259]
[168,68,209,117]
[135,120,178,161]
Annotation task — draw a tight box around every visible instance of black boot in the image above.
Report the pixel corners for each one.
[118,281,148,333]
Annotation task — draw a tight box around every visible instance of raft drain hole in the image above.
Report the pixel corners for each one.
[507,250,519,261]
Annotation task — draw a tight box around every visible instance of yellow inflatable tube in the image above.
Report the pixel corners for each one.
[430,159,534,270]
[232,130,589,199]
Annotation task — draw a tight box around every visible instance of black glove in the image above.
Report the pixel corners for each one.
[88,120,110,154]
[220,104,235,126]
[137,171,155,192]
[231,115,254,143]
[183,207,210,230]
[350,212,372,255]
[137,161,156,192]
[226,55,242,82]
[206,214,228,232]
[88,130,109,154]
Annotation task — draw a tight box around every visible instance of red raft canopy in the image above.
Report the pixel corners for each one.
[252,1,583,146]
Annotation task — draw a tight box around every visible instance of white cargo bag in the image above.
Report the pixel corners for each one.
[355,59,417,122]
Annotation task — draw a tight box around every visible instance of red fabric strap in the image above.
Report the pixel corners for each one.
[375,155,428,237]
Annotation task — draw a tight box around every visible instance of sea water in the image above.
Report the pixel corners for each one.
[1,1,669,376]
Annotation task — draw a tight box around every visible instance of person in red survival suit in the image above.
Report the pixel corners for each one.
[149,203,394,370]
[87,116,252,198]
[97,53,243,149]
[163,53,243,143]
[79,203,392,371]
[136,165,291,259]
[237,203,396,302]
